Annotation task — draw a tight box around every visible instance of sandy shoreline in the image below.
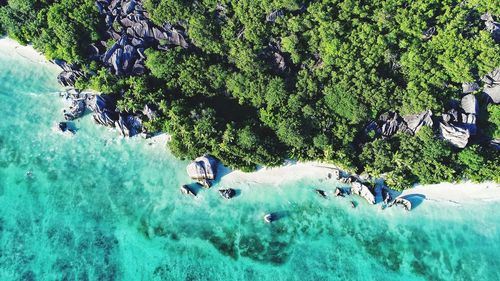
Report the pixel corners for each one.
[3,36,499,206]
[0,37,60,71]
[218,161,500,205]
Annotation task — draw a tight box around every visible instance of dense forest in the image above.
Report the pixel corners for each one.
[1,0,499,189]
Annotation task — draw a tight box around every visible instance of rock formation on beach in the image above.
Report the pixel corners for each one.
[186,155,218,187]
[351,182,376,205]
[53,59,85,87]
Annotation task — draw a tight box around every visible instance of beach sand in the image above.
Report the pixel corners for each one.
[0,37,59,70]
[218,161,500,205]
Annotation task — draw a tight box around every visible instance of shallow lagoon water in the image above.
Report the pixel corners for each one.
[1,47,499,281]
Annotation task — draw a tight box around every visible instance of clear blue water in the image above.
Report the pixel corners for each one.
[1,46,499,281]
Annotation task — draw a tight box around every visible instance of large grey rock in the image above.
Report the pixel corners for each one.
[93,111,117,127]
[64,100,86,120]
[166,28,188,48]
[462,82,479,94]
[89,95,117,114]
[53,60,85,87]
[483,68,500,104]
[482,68,500,86]
[378,112,404,137]
[482,13,500,42]
[186,155,218,181]
[103,42,120,62]
[461,94,478,115]
[484,84,500,104]
[351,182,375,204]
[122,44,136,71]
[132,59,145,75]
[57,71,80,87]
[120,17,135,27]
[439,122,469,148]
[402,110,433,135]
[122,0,136,14]
[116,114,130,137]
[274,52,286,71]
[152,27,168,40]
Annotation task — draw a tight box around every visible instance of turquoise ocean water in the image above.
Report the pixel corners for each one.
[0,47,499,281]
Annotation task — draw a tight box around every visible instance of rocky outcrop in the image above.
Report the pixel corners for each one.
[351,182,375,204]
[186,155,218,187]
[481,13,500,43]
[439,122,470,148]
[63,99,86,120]
[94,0,189,76]
[58,122,76,134]
[483,68,500,104]
[439,94,479,148]
[116,113,142,137]
[375,110,433,138]
[53,59,85,87]
[88,94,119,127]
[461,94,478,115]
[402,110,433,135]
[462,82,479,94]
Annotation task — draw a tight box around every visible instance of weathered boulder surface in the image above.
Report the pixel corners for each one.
[439,122,470,148]
[94,0,189,76]
[64,100,86,120]
[351,182,375,204]
[461,94,478,115]
[483,68,500,104]
[439,94,480,147]
[53,59,85,87]
[375,110,432,138]
[186,155,218,182]
[402,110,433,135]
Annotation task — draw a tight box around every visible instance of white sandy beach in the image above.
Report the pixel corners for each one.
[218,161,500,205]
[0,37,60,71]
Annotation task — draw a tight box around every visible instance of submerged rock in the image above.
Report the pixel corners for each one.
[219,188,236,199]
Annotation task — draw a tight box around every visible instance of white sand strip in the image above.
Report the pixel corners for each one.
[219,161,500,204]
[0,37,60,71]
